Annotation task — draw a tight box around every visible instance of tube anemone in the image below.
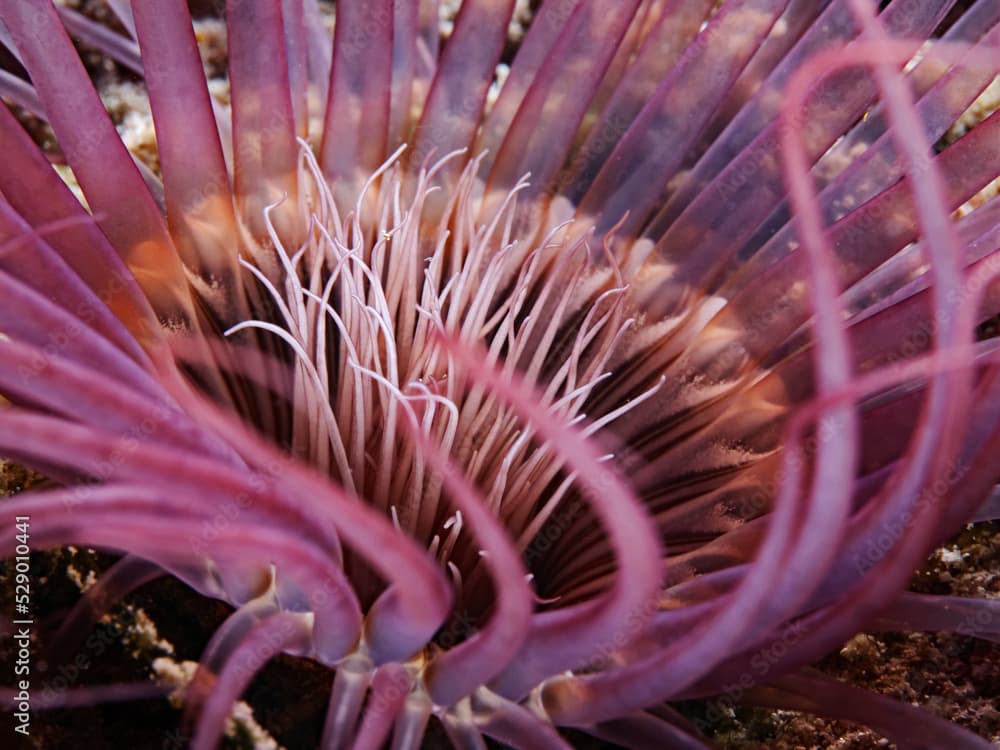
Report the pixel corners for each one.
[1,0,999,748]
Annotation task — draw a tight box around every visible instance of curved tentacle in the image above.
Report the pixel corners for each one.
[190,612,312,750]
[747,670,997,750]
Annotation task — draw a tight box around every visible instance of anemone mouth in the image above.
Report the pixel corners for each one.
[1,1,1000,749]
[198,141,778,624]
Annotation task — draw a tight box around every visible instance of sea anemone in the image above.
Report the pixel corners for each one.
[1,0,999,747]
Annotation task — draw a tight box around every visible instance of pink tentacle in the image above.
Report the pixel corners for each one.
[410,0,516,182]
[748,670,997,750]
[476,0,580,161]
[394,400,533,706]
[48,554,165,665]
[682,132,1000,709]
[667,19,993,299]
[545,11,980,726]
[556,0,715,206]
[0,0,193,323]
[764,0,977,627]
[0,340,234,462]
[131,0,245,319]
[182,595,284,733]
[281,0,309,139]
[574,0,791,242]
[388,0,420,149]
[584,711,712,750]
[104,0,137,38]
[472,689,574,750]
[302,0,332,105]
[0,69,44,116]
[191,612,312,750]
[0,493,364,662]
[154,383,454,663]
[320,0,393,199]
[56,5,143,74]
[482,0,644,215]
[226,0,299,239]
[436,334,663,701]
[644,0,953,243]
[349,664,411,750]
[871,592,1000,642]
[0,269,164,400]
[727,23,1000,295]
[0,106,160,351]
[715,106,1000,368]
[318,653,373,750]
